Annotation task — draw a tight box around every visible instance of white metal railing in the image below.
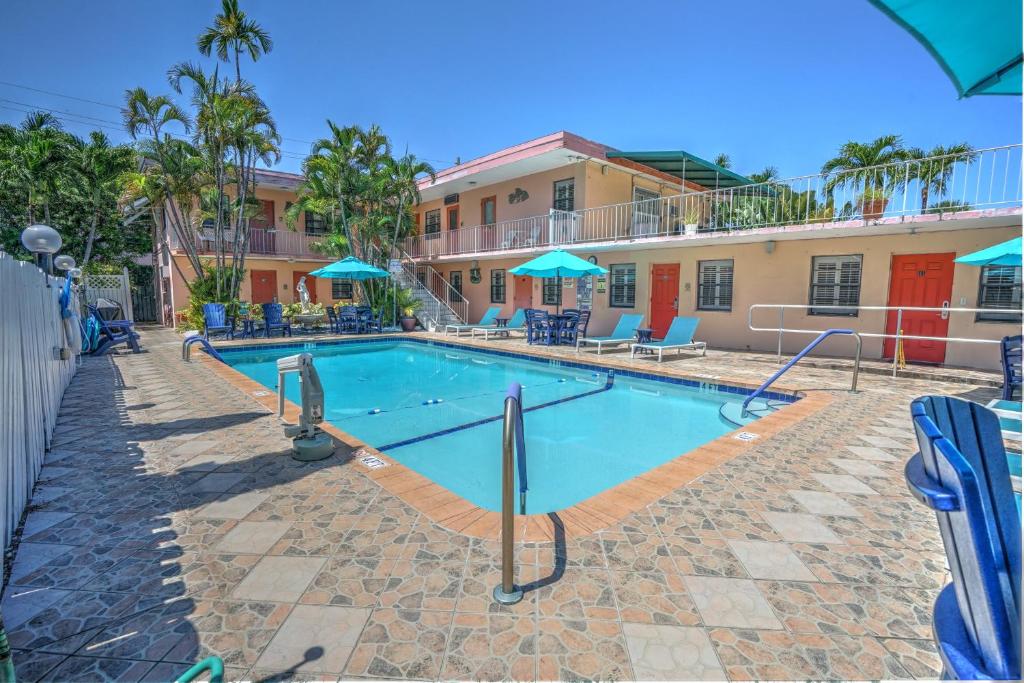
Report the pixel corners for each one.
[409,258,469,323]
[748,303,1014,377]
[168,226,331,260]
[404,144,1022,259]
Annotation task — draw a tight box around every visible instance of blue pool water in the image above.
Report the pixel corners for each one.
[224,340,782,513]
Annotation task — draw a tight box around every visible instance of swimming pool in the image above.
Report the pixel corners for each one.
[223,339,791,513]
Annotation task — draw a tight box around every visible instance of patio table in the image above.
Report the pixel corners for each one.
[635,327,654,354]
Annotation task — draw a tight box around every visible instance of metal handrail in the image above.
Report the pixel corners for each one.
[741,329,861,415]
[494,382,525,605]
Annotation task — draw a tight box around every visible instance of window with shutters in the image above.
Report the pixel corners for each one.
[542,277,562,306]
[976,265,1022,322]
[490,269,506,303]
[553,178,575,212]
[697,259,734,311]
[332,279,353,299]
[609,263,636,308]
[424,209,441,238]
[808,255,862,316]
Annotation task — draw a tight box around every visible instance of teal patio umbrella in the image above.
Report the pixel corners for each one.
[954,237,1023,266]
[309,255,389,280]
[509,249,608,312]
[869,0,1022,97]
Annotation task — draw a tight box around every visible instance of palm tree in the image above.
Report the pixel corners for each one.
[1,112,69,223]
[905,143,976,212]
[820,135,908,195]
[713,153,732,169]
[72,131,135,266]
[197,0,273,83]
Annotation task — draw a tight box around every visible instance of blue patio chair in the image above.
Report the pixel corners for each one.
[338,305,359,334]
[363,308,384,333]
[1000,335,1021,400]
[631,316,707,361]
[472,308,527,340]
[260,303,292,337]
[87,304,141,355]
[576,313,643,354]
[444,306,501,336]
[529,310,556,346]
[906,396,1021,680]
[559,311,581,345]
[325,305,342,334]
[201,303,234,340]
[576,310,591,338]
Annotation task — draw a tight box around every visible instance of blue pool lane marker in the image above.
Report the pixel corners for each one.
[376,371,615,452]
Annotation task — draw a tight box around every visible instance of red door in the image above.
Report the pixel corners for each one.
[292,271,317,303]
[250,270,277,303]
[649,263,680,338]
[883,253,955,364]
[514,275,533,310]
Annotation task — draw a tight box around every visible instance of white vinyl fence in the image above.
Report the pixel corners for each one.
[0,251,78,563]
[84,267,134,321]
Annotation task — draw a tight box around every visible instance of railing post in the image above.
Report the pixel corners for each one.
[892,308,903,378]
[851,333,862,392]
[493,389,523,605]
[777,308,784,364]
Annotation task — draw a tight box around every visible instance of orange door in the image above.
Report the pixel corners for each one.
[250,270,277,303]
[514,275,533,310]
[292,271,317,303]
[883,253,955,363]
[649,263,680,338]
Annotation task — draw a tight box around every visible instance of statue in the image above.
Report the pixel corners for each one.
[296,276,311,312]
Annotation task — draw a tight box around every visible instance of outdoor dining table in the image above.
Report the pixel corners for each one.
[536,313,578,345]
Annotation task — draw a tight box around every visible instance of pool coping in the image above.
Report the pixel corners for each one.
[199,333,835,541]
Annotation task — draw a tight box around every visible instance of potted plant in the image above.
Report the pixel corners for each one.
[394,286,422,332]
[683,204,701,234]
[857,186,889,220]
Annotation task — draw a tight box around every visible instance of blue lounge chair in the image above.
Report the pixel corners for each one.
[906,396,1021,680]
[1000,335,1021,400]
[472,309,526,340]
[260,303,292,337]
[631,316,706,361]
[88,304,141,355]
[576,313,644,354]
[202,303,234,340]
[445,306,501,336]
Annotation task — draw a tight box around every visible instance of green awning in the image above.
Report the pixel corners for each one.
[605,150,757,191]
[869,0,1022,97]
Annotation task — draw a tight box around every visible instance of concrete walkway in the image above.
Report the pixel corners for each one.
[2,327,998,681]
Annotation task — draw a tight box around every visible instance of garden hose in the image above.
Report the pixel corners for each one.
[174,656,224,683]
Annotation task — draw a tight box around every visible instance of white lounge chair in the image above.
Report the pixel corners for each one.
[576,313,644,354]
[444,306,501,336]
[631,316,707,361]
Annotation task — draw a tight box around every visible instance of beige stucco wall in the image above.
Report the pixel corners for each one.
[431,224,1020,371]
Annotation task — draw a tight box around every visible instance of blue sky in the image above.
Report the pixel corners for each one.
[1,0,1019,178]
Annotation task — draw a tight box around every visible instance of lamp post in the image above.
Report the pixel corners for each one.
[20,224,62,275]
[54,255,76,272]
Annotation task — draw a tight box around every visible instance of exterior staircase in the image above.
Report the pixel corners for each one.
[392,256,466,332]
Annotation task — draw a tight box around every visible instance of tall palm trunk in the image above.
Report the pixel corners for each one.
[82,210,99,266]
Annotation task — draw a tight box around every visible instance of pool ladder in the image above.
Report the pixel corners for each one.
[493,382,527,605]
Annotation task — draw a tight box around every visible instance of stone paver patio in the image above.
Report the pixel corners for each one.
[3,326,1001,681]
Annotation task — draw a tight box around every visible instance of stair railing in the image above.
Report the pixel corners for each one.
[741,328,861,416]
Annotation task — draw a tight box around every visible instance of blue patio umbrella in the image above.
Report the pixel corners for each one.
[309,256,389,280]
[954,237,1022,266]
[510,249,608,312]
[869,0,1022,97]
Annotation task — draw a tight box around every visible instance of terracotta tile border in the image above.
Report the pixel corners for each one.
[196,335,835,540]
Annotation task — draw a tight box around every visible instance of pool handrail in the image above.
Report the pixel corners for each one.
[494,382,525,605]
[182,331,226,364]
[741,328,861,415]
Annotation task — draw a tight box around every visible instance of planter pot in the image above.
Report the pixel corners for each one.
[859,197,889,220]
[684,223,698,235]
[400,316,418,332]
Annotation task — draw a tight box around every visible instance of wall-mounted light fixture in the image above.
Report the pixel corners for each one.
[763,240,776,254]
[54,255,76,271]
[21,224,62,274]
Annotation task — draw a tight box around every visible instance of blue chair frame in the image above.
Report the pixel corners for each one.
[1000,335,1021,400]
[260,303,292,338]
[906,395,1020,680]
[202,303,234,340]
[87,304,141,355]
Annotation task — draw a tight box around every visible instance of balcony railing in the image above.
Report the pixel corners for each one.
[403,144,1022,259]
[168,226,331,260]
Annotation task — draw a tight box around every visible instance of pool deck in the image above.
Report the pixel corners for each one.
[3,326,1003,681]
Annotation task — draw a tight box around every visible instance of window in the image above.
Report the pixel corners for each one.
[332,279,353,300]
[698,259,734,311]
[449,271,462,301]
[632,187,660,235]
[542,277,562,306]
[610,263,636,308]
[304,211,328,235]
[424,209,441,239]
[809,255,862,315]
[490,269,506,303]
[481,196,496,225]
[553,178,575,212]
[977,265,1022,322]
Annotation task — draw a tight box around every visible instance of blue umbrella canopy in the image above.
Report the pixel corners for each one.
[509,249,608,278]
[954,237,1022,266]
[309,256,389,280]
[869,0,1022,97]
